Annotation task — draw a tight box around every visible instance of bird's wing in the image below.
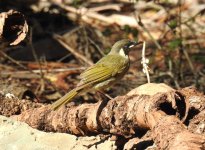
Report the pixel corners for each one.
[78,55,128,90]
[79,64,113,86]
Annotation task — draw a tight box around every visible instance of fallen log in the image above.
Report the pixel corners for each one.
[15,92,179,135]
[1,83,204,149]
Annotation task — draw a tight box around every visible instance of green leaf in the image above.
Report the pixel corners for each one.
[168,38,182,50]
[168,20,178,29]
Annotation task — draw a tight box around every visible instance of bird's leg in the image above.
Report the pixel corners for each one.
[96,91,103,101]
[97,90,113,100]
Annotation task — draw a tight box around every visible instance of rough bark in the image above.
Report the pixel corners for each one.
[188,109,205,136]
[15,93,175,136]
[179,87,205,136]
[152,115,205,150]
[1,84,204,149]
[178,87,205,111]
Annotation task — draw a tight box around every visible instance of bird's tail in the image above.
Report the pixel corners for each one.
[50,89,78,110]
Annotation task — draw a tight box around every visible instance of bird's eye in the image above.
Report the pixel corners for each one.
[123,45,129,50]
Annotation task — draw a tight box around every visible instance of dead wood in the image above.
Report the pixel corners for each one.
[178,87,205,111]
[178,87,205,136]
[53,34,94,66]
[0,95,42,117]
[127,83,190,122]
[152,115,205,150]
[188,109,205,136]
[51,1,137,29]
[150,87,205,149]
[13,84,205,149]
[0,10,28,46]
[16,93,173,135]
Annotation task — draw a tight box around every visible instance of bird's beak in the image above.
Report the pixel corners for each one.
[128,41,141,48]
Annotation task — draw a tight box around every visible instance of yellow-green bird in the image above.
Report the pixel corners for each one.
[51,39,138,110]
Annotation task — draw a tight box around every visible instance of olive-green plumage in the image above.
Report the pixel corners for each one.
[51,39,138,110]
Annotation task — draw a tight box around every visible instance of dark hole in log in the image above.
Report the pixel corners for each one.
[175,94,186,120]
[116,135,129,150]
[133,129,149,139]
[2,13,24,43]
[134,140,154,150]
[159,102,176,115]
[184,107,200,125]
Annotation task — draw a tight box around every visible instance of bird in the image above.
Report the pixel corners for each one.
[51,39,139,110]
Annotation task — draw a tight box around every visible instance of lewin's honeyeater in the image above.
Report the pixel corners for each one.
[51,39,138,110]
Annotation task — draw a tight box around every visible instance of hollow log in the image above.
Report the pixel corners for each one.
[13,84,205,149]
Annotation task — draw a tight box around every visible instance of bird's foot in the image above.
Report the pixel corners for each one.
[97,90,113,100]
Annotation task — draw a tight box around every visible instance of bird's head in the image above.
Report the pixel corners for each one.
[109,39,138,57]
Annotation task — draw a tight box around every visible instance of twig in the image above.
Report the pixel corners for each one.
[51,1,139,28]
[51,1,113,24]
[182,8,205,24]
[178,0,184,85]
[0,51,28,70]
[182,49,198,85]
[0,50,47,80]
[57,53,72,62]
[183,23,200,84]
[88,4,122,12]
[60,26,83,36]
[88,37,105,57]
[28,28,45,93]
[168,59,180,89]
[177,0,198,87]
[134,14,162,50]
[1,67,85,79]
[53,34,94,66]
[82,26,90,60]
[141,41,150,83]
[2,67,85,74]
[57,26,83,63]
